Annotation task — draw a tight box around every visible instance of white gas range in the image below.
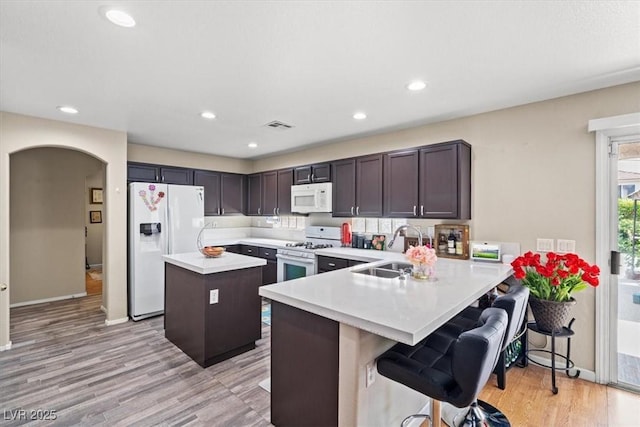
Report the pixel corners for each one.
[276,226,342,282]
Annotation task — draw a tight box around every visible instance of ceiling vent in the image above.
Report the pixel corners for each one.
[265,120,294,130]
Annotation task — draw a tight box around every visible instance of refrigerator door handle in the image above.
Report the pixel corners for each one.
[166,205,172,254]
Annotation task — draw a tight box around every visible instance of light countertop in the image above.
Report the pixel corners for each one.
[163,251,266,275]
[259,257,513,345]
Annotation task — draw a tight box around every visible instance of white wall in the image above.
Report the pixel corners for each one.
[0,112,128,349]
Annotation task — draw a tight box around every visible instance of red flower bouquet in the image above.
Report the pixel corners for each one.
[511,251,600,302]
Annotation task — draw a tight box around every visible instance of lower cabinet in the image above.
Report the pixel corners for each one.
[164,263,263,367]
[317,255,369,273]
[241,245,277,285]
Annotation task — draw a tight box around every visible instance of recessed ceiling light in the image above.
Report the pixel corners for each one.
[105,9,136,28]
[353,112,367,120]
[200,111,216,120]
[57,105,78,114]
[248,142,258,149]
[407,80,427,91]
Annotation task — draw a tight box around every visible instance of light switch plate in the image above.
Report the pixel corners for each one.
[556,239,576,254]
[209,289,219,304]
[536,238,554,252]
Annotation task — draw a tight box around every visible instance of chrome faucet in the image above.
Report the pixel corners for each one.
[388,225,423,248]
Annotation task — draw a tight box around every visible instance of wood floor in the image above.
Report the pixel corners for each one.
[1,295,639,427]
[85,269,102,295]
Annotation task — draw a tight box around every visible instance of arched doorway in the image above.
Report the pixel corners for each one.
[0,112,129,351]
[9,147,104,315]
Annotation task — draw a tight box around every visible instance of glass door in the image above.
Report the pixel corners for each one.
[613,137,640,391]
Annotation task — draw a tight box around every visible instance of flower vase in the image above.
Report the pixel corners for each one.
[411,264,433,281]
[528,296,576,333]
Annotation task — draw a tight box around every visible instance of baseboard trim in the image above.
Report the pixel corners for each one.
[527,352,596,382]
[105,317,128,326]
[0,341,12,352]
[88,263,102,269]
[9,292,88,308]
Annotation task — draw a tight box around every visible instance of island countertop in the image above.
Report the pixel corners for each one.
[163,251,266,275]
[259,256,513,345]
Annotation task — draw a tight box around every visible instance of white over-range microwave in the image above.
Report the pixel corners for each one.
[290,183,333,213]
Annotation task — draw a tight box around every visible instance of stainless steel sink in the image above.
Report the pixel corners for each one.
[353,267,403,278]
[375,262,414,271]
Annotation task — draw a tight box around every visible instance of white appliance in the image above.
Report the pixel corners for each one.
[276,226,341,282]
[128,182,204,321]
[291,183,333,213]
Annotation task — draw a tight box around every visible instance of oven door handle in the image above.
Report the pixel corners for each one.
[276,254,316,264]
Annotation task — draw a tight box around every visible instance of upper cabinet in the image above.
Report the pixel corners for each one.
[127,162,192,185]
[251,169,294,216]
[419,141,471,219]
[331,154,383,217]
[194,170,244,216]
[247,173,263,216]
[383,149,420,218]
[382,142,471,219]
[220,173,245,215]
[294,163,331,184]
[276,168,293,215]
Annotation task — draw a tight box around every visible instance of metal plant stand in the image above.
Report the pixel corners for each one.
[526,318,580,394]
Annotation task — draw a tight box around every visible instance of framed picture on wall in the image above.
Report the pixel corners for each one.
[89,210,102,224]
[91,188,103,204]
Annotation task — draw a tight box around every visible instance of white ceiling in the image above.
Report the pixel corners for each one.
[1,1,639,160]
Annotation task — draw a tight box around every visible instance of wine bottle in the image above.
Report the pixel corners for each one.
[447,229,456,254]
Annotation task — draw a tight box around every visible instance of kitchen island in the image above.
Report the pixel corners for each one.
[163,251,266,367]
[259,254,513,426]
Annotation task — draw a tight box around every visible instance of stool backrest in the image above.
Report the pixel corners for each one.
[451,307,508,407]
[492,284,529,350]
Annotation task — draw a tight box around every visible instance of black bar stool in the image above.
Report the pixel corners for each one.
[377,307,508,427]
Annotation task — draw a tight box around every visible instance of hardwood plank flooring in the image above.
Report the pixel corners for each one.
[2,295,639,426]
[85,270,102,295]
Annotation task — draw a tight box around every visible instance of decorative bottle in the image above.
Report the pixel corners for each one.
[447,229,456,254]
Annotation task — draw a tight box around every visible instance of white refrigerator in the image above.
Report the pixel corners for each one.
[128,182,204,321]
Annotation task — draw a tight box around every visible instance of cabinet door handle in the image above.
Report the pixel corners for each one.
[311,173,315,182]
[218,207,221,215]
[161,175,165,182]
[248,249,253,253]
[221,208,224,215]
[420,205,424,216]
[413,205,417,216]
[350,206,354,216]
[264,252,270,256]
[276,207,280,215]
[155,174,159,182]
[328,263,336,267]
[307,174,310,182]
[356,206,360,215]
[258,207,261,215]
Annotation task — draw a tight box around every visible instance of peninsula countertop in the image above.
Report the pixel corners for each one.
[163,251,266,275]
[259,255,513,345]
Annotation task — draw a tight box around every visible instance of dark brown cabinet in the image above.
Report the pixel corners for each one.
[128,163,192,184]
[250,169,293,216]
[317,256,349,273]
[384,150,420,217]
[294,163,331,184]
[262,171,278,216]
[419,141,471,219]
[247,174,262,216]
[127,163,159,182]
[331,154,383,217]
[194,170,244,216]
[240,245,277,285]
[331,159,357,217]
[276,168,293,215]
